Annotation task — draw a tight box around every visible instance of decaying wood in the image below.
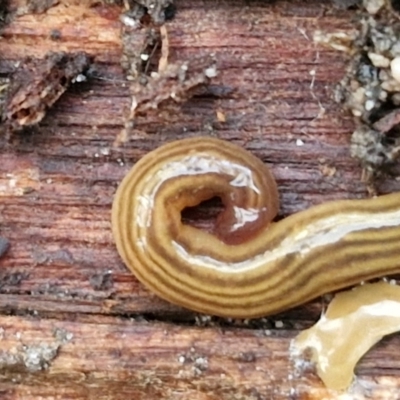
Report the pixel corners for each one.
[373,109,400,134]
[3,51,91,131]
[0,314,399,400]
[1,0,400,399]
[128,56,217,120]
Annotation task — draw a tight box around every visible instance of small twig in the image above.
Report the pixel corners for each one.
[373,109,400,134]
[158,24,169,73]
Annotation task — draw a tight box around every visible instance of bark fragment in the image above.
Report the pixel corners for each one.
[3,51,91,132]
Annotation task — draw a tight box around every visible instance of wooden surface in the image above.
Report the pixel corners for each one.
[1,1,400,399]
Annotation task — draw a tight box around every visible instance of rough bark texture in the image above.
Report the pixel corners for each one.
[1,0,400,399]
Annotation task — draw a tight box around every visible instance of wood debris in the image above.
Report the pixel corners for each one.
[3,51,91,133]
[316,0,400,181]
[129,56,217,119]
[117,2,217,145]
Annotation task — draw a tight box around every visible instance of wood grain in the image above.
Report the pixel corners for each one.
[0,314,400,400]
[1,0,399,398]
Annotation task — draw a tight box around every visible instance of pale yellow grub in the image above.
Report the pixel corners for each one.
[293,282,400,391]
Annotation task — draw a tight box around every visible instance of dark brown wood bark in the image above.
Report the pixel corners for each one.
[1,1,399,399]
